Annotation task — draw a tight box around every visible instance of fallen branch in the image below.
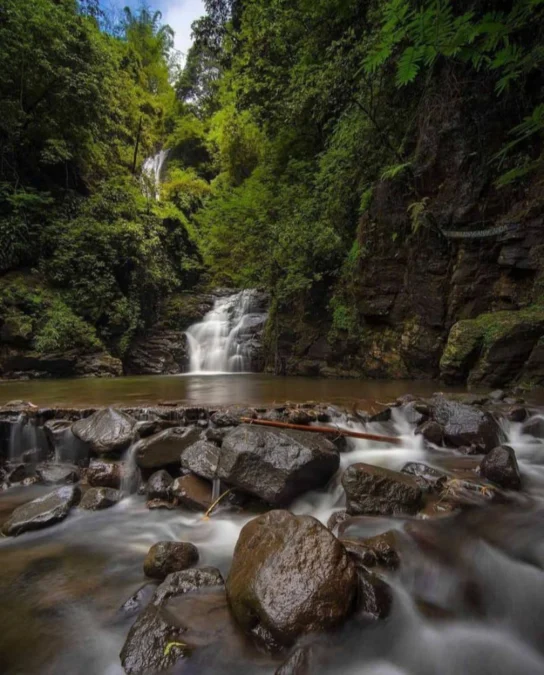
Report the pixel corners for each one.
[240,418,402,445]
[203,488,233,520]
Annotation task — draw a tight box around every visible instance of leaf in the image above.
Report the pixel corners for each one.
[381,162,411,181]
[396,46,421,85]
[163,642,188,657]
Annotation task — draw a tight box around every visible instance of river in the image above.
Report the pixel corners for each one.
[0,376,543,674]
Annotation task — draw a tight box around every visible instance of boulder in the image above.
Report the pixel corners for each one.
[415,420,444,446]
[479,445,521,490]
[135,427,201,469]
[180,440,221,480]
[35,462,80,485]
[522,416,544,438]
[2,485,80,536]
[146,470,173,500]
[171,474,213,511]
[218,425,339,506]
[429,397,501,452]
[226,510,357,649]
[143,541,199,579]
[87,459,122,488]
[79,487,122,510]
[342,463,422,516]
[71,408,136,455]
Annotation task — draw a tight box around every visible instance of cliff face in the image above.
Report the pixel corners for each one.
[267,70,544,389]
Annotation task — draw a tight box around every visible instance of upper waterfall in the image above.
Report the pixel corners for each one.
[185,290,268,373]
[141,149,169,200]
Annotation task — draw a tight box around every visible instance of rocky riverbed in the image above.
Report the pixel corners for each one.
[0,391,544,674]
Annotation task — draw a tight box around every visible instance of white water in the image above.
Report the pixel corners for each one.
[141,149,169,200]
[185,290,267,374]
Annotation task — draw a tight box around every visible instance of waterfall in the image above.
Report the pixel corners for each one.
[185,290,267,374]
[141,149,169,200]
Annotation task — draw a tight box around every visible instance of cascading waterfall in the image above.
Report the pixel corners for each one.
[185,290,267,373]
[141,149,169,200]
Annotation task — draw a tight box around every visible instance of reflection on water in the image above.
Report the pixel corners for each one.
[0,373,471,408]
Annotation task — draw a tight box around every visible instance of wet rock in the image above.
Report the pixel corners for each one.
[119,567,226,675]
[418,499,461,519]
[152,567,224,606]
[369,408,392,423]
[275,646,314,675]
[180,440,221,480]
[71,408,136,455]
[143,541,199,579]
[87,459,122,488]
[8,463,31,483]
[429,397,501,452]
[43,419,90,465]
[341,531,400,570]
[522,416,544,438]
[79,487,122,510]
[146,470,173,500]
[355,570,392,619]
[171,474,213,511]
[401,462,447,492]
[35,462,80,485]
[507,406,528,423]
[2,485,80,536]
[489,389,506,402]
[135,427,201,469]
[226,510,357,649]
[415,421,444,446]
[146,499,176,510]
[117,582,159,620]
[218,425,339,506]
[342,463,422,516]
[203,427,227,445]
[327,510,350,532]
[211,410,244,427]
[134,419,168,439]
[479,445,521,490]
[287,409,313,425]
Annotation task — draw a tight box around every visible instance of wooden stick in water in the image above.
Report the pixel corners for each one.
[239,417,403,446]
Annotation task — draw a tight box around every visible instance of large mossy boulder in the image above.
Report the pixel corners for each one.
[217,425,339,506]
[226,510,357,649]
[71,408,136,455]
[342,463,422,516]
[135,427,201,469]
[2,485,80,536]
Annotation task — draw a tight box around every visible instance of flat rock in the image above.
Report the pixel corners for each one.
[135,427,201,469]
[71,408,136,455]
[143,541,199,579]
[79,487,122,510]
[342,463,422,516]
[171,474,213,511]
[35,462,80,485]
[2,485,80,536]
[226,510,357,649]
[218,425,339,506]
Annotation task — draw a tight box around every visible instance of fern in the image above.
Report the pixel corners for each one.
[381,162,411,180]
[407,197,429,234]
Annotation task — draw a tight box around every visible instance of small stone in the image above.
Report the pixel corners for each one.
[79,487,122,510]
[143,541,199,579]
[489,389,506,402]
[479,445,521,490]
[146,470,173,500]
[341,531,400,570]
[287,409,313,425]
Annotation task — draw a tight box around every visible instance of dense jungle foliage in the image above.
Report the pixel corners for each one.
[1,0,543,357]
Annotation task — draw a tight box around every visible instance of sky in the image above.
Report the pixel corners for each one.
[105,0,206,56]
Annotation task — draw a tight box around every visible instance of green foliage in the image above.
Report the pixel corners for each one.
[407,197,429,234]
[35,300,102,354]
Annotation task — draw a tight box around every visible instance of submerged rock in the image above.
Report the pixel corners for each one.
[35,462,80,485]
[275,646,314,675]
[135,427,201,469]
[226,510,357,649]
[79,487,122,510]
[479,445,521,490]
[146,470,173,500]
[180,440,221,480]
[87,459,122,488]
[342,463,422,516]
[2,485,80,536]
[71,408,136,455]
[143,541,199,580]
[117,582,159,621]
[218,425,339,506]
[152,567,225,606]
[171,474,213,511]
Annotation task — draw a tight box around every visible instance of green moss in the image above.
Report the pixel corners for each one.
[34,300,102,354]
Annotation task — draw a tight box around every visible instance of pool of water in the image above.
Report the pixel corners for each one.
[0,373,472,408]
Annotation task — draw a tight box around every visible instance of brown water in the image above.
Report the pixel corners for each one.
[0,373,470,408]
